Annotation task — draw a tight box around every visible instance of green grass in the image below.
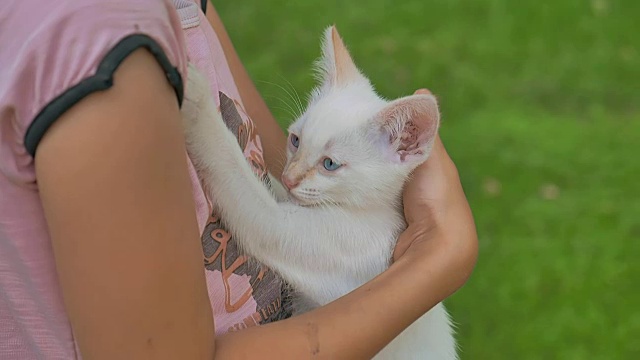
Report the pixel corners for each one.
[216,0,639,358]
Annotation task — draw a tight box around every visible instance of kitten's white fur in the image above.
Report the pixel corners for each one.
[182,26,457,359]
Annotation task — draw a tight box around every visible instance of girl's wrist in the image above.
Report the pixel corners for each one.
[393,217,477,301]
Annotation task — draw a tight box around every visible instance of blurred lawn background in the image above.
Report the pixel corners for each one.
[215,0,639,358]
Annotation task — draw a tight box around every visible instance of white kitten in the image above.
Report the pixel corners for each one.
[182,26,457,360]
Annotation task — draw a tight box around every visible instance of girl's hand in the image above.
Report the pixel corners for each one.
[394,89,478,297]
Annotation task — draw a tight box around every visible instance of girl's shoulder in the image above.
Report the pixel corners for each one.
[0,0,187,177]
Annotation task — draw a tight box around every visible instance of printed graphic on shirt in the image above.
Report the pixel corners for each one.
[200,91,289,333]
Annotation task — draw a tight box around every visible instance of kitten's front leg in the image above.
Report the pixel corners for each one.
[181,64,279,224]
[182,70,360,302]
[181,65,311,270]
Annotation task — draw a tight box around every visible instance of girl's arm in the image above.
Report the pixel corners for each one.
[39,48,475,360]
[37,50,215,360]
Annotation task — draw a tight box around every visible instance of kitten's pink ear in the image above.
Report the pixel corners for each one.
[317,25,365,87]
[377,94,440,164]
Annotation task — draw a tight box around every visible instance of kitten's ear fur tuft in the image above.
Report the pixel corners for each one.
[315,25,365,87]
[376,94,440,164]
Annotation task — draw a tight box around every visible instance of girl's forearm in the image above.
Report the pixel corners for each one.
[213,223,439,359]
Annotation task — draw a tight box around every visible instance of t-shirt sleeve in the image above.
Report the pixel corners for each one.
[0,0,188,182]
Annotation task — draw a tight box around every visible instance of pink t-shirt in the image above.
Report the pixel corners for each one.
[0,1,287,358]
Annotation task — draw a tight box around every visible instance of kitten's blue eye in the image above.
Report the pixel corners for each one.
[323,157,341,171]
[290,134,300,148]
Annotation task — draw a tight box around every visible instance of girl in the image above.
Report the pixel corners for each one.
[0,1,478,358]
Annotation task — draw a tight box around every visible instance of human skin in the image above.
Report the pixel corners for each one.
[34,9,478,360]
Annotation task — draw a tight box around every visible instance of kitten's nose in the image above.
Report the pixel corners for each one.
[281,175,299,191]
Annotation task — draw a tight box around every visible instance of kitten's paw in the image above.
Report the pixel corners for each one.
[182,63,235,137]
[181,63,242,163]
[181,63,212,129]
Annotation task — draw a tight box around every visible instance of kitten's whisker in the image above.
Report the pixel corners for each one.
[266,96,298,119]
[260,88,298,120]
[328,196,349,216]
[267,103,297,121]
[276,147,288,160]
[259,91,298,121]
[278,74,305,115]
[284,80,303,115]
[314,197,328,210]
[273,155,286,171]
[273,148,288,171]
[258,80,302,117]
